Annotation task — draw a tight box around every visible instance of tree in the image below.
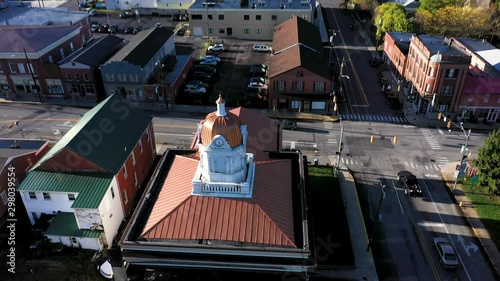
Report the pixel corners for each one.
[418,0,467,14]
[374,3,413,43]
[474,129,500,195]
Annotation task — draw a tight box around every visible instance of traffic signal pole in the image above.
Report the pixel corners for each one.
[453,123,471,190]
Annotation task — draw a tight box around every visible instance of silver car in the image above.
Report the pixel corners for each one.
[432,237,459,269]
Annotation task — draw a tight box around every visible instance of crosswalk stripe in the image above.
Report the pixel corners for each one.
[338,114,409,124]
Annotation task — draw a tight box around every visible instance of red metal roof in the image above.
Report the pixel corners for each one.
[463,75,500,94]
[141,155,295,247]
[191,107,281,161]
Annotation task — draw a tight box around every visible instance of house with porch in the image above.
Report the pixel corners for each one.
[18,94,157,250]
[268,16,331,113]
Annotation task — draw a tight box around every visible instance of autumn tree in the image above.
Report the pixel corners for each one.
[474,129,500,195]
[374,3,413,43]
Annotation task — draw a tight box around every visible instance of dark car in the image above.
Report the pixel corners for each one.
[245,87,267,97]
[194,65,217,75]
[192,71,212,82]
[119,11,127,18]
[133,26,142,34]
[98,24,109,33]
[397,170,422,197]
[281,119,297,130]
[250,77,265,84]
[249,66,267,77]
[251,64,268,70]
[124,26,134,34]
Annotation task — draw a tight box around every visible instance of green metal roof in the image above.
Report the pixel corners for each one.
[33,94,152,174]
[19,170,113,209]
[45,212,102,238]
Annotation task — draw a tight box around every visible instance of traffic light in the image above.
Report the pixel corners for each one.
[8,123,14,129]
[334,103,338,112]
[393,136,398,144]
[370,135,375,143]
[437,113,442,120]
[447,121,452,129]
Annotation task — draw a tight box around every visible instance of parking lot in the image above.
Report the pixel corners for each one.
[175,38,274,108]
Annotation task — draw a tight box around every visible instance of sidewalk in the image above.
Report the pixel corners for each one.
[441,162,500,277]
[312,161,379,281]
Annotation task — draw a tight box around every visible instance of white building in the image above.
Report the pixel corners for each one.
[19,172,123,250]
[104,0,194,15]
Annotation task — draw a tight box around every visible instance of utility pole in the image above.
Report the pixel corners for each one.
[367,183,386,251]
[335,120,344,174]
[23,47,43,103]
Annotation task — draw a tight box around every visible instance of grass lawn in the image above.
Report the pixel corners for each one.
[461,176,500,249]
[307,166,354,267]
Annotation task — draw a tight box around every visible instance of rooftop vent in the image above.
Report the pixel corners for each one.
[202,2,217,7]
[240,0,249,7]
[300,0,310,4]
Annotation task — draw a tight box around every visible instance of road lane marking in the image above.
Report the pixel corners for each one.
[457,235,479,256]
[415,223,441,281]
[154,133,195,137]
[422,180,473,281]
[417,221,445,228]
[390,179,404,215]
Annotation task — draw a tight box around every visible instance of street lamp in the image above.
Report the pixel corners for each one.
[8,121,25,139]
[155,60,169,110]
[453,122,471,190]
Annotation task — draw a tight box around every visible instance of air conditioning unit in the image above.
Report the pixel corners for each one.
[300,0,310,4]
[90,223,103,231]
[258,0,265,6]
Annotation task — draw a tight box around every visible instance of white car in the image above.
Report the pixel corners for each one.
[88,9,97,16]
[202,55,221,62]
[433,237,459,269]
[91,24,100,32]
[247,82,268,90]
[208,44,225,51]
[98,259,113,279]
[199,60,218,66]
[184,85,207,95]
[252,44,272,52]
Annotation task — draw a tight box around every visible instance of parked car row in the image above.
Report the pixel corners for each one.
[184,50,227,97]
[244,63,269,105]
[90,23,119,33]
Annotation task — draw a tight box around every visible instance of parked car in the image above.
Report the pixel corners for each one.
[281,119,297,130]
[91,24,100,32]
[202,55,221,62]
[199,60,218,66]
[176,28,185,36]
[397,170,422,197]
[252,64,268,70]
[184,84,207,95]
[172,14,187,21]
[133,26,142,34]
[95,2,106,9]
[79,2,88,8]
[432,237,459,269]
[124,26,134,34]
[192,71,212,81]
[119,11,127,18]
[249,66,267,77]
[249,77,266,84]
[245,87,267,97]
[98,24,109,33]
[247,82,268,90]
[252,44,272,52]
[188,80,209,89]
[194,65,217,75]
[208,44,225,52]
[88,9,96,16]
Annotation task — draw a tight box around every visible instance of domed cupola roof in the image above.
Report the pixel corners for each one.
[200,95,243,148]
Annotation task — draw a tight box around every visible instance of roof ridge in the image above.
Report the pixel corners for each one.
[251,197,296,247]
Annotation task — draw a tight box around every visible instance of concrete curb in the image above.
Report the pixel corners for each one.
[440,162,500,279]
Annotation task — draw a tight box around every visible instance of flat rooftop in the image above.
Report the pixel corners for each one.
[454,37,500,73]
[416,34,467,57]
[0,7,88,25]
[189,0,315,10]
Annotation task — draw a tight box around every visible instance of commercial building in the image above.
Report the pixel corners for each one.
[188,0,316,40]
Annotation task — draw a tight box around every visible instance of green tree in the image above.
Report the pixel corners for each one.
[418,0,467,14]
[474,129,500,195]
[374,3,413,43]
